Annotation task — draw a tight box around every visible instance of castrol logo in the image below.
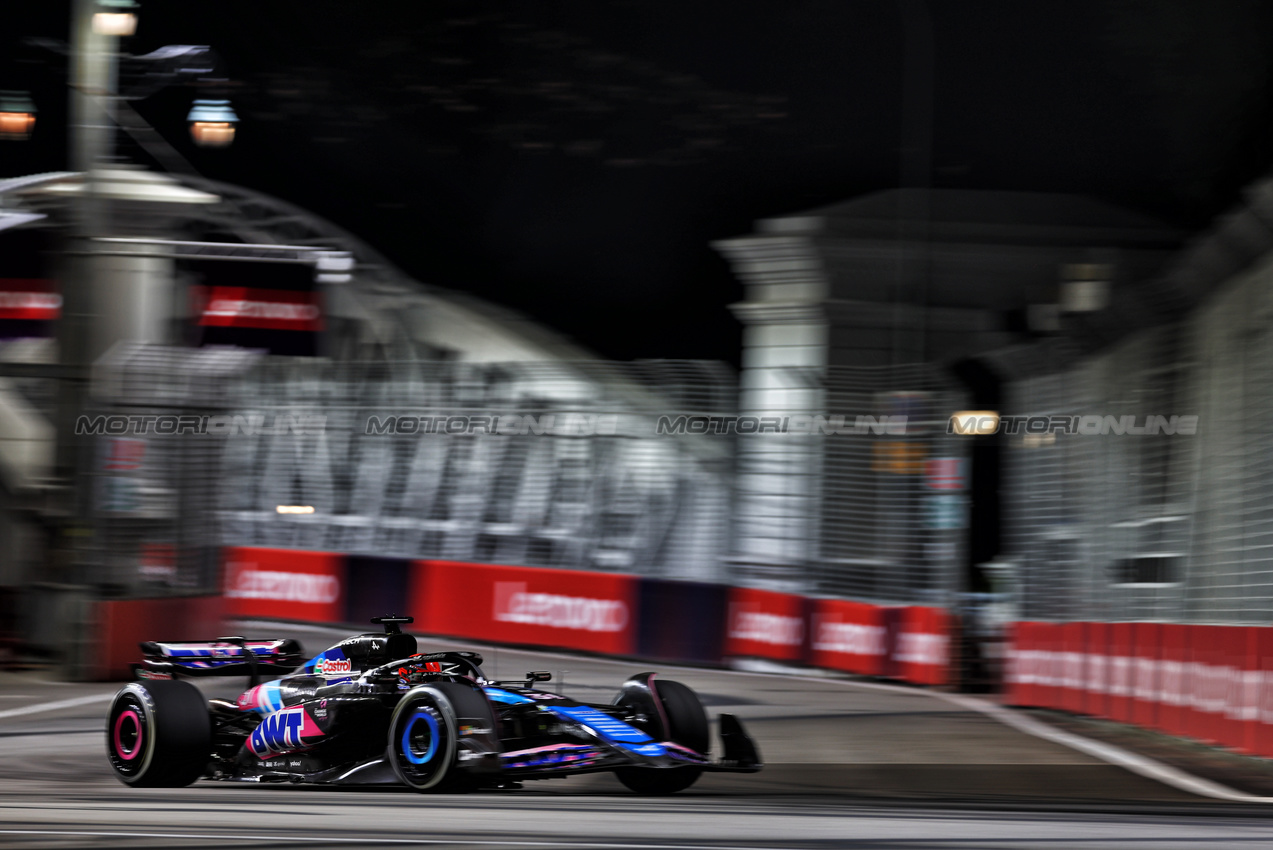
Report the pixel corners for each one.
[314,657,352,676]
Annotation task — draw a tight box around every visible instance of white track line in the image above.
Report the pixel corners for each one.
[0,693,112,720]
[935,692,1273,805]
[0,830,802,849]
[711,659,1273,805]
[233,619,1273,803]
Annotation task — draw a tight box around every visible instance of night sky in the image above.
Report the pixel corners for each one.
[5,1,1272,365]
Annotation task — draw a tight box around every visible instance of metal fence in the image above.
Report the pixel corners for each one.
[815,365,969,603]
[85,347,736,594]
[83,347,977,607]
[1004,253,1273,623]
[730,363,969,603]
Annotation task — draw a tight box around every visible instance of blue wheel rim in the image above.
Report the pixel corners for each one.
[401,710,439,765]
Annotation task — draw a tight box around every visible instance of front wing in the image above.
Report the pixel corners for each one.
[497,712,762,779]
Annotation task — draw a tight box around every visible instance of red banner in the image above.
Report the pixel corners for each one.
[410,561,638,656]
[723,587,807,662]
[195,286,323,331]
[222,547,345,624]
[808,598,887,675]
[0,279,59,320]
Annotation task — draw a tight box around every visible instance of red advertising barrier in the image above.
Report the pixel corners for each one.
[809,598,888,676]
[1037,622,1064,710]
[1002,622,1026,705]
[1106,622,1135,724]
[1007,620,1273,757]
[1210,625,1250,751]
[1253,627,1273,758]
[1131,622,1160,729]
[93,595,225,680]
[1059,622,1086,714]
[1156,623,1188,737]
[1084,621,1108,717]
[207,546,961,690]
[892,606,950,686]
[410,561,638,657]
[222,547,346,624]
[723,587,808,662]
[1186,624,1221,744]
[1005,621,1044,707]
[1228,627,1260,754]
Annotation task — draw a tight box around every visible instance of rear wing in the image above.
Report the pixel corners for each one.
[134,636,304,686]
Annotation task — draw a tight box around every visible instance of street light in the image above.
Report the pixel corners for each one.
[92,0,138,37]
[0,91,36,141]
[187,98,238,148]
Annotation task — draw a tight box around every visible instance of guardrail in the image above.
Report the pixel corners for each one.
[1006,621,1273,757]
[86,546,953,685]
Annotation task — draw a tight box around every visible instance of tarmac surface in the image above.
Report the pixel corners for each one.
[1,620,1271,849]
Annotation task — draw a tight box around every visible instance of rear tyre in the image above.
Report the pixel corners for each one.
[387,686,459,791]
[615,678,708,795]
[106,680,211,788]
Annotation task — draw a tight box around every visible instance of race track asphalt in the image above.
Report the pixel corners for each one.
[1,620,1270,849]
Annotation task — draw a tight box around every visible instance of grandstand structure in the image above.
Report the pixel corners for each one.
[0,171,732,606]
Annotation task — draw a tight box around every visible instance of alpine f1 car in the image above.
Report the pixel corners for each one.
[106,616,761,793]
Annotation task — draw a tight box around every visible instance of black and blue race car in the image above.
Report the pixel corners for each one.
[106,616,761,794]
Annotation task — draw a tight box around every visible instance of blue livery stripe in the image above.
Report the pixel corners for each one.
[483,687,534,705]
[546,705,652,744]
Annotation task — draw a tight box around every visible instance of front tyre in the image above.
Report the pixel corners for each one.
[106,681,211,788]
[616,678,709,795]
[388,686,459,791]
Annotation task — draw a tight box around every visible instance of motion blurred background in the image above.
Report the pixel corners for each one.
[4,0,1273,759]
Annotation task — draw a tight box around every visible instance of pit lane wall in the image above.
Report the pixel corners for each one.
[1007,622,1273,757]
[80,546,949,685]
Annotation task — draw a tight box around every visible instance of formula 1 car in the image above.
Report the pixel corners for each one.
[106,616,761,794]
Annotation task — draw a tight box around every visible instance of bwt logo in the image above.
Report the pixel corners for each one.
[226,566,340,604]
[248,707,324,757]
[493,582,628,632]
[729,608,804,647]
